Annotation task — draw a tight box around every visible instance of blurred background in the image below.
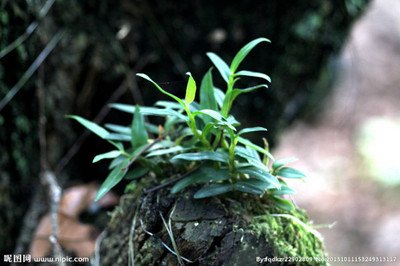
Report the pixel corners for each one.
[1,0,399,264]
[275,0,400,264]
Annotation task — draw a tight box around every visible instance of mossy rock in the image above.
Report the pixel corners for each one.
[99,187,326,266]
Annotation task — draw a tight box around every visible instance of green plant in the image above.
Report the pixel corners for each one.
[69,37,305,210]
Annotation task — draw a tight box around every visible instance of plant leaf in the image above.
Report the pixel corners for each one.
[131,106,148,148]
[147,140,175,152]
[136,73,185,106]
[171,151,228,164]
[235,70,271,82]
[276,167,306,179]
[237,166,280,189]
[230,37,270,73]
[109,156,126,169]
[238,127,268,135]
[93,150,122,163]
[206,52,230,83]
[232,84,268,97]
[185,73,197,104]
[271,196,294,211]
[146,146,187,157]
[104,133,131,142]
[194,109,224,122]
[110,104,187,122]
[226,115,240,127]
[155,101,183,110]
[145,123,160,134]
[171,166,229,193]
[199,69,218,111]
[194,183,233,198]
[95,160,129,201]
[68,115,109,139]
[271,186,296,196]
[234,146,266,170]
[214,88,225,108]
[233,180,265,195]
[105,124,131,135]
[237,137,274,161]
[237,84,269,92]
[272,157,299,171]
[226,84,268,108]
[240,179,275,191]
[125,167,149,180]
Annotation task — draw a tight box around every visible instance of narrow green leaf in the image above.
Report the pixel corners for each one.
[171,151,228,164]
[145,123,160,134]
[214,88,225,108]
[237,166,280,189]
[200,69,218,111]
[239,179,275,191]
[206,52,230,83]
[194,183,233,198]
[271,186,296,196]
[230,38,270,73]
[141,107,187,121]
[226,115,240,127]
[232,84,268,99]
[147,140,175,152]
[95,160,129,201]
[238,127,268,135]
[105,124,131,135]
[238,84,269,93]
[68,115,109,139]
[171,167,229,193]
[107,141,124,152]
[235,146,266,170]
[110,104,187,122]
[131,106,148,148]
[155,101,183,109]
[185,73,197,104]
[193,109,224,122]
[105,133,131,142]
[109,103,136,113]
[225,85,268,109]
[276,167,306,179]
[238,137,274,161]
[136,73,185,106]
[235,70,271,83]
[233,180,265,195]
[93,150,122,163]
[146,146,187,157]
[271,196,294,211]
[125,167,149,180]
[246,146,261,161]
[109,156,125,169]
[272,157,298,171]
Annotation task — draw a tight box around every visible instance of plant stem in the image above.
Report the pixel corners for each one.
[185,105,210,148]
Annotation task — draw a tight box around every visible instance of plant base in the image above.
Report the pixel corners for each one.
[99,188,326,265]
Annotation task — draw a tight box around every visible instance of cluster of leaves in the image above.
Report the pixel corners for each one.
[69,38,305,210]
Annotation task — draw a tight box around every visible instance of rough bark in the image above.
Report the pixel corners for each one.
[99,188,326,266]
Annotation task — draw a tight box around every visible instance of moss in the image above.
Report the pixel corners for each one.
[249,207,327,266]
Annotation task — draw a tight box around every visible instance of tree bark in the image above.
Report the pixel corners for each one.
[99,188,326,266]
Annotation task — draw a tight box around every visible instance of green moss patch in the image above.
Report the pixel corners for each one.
[249,208,327,266]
